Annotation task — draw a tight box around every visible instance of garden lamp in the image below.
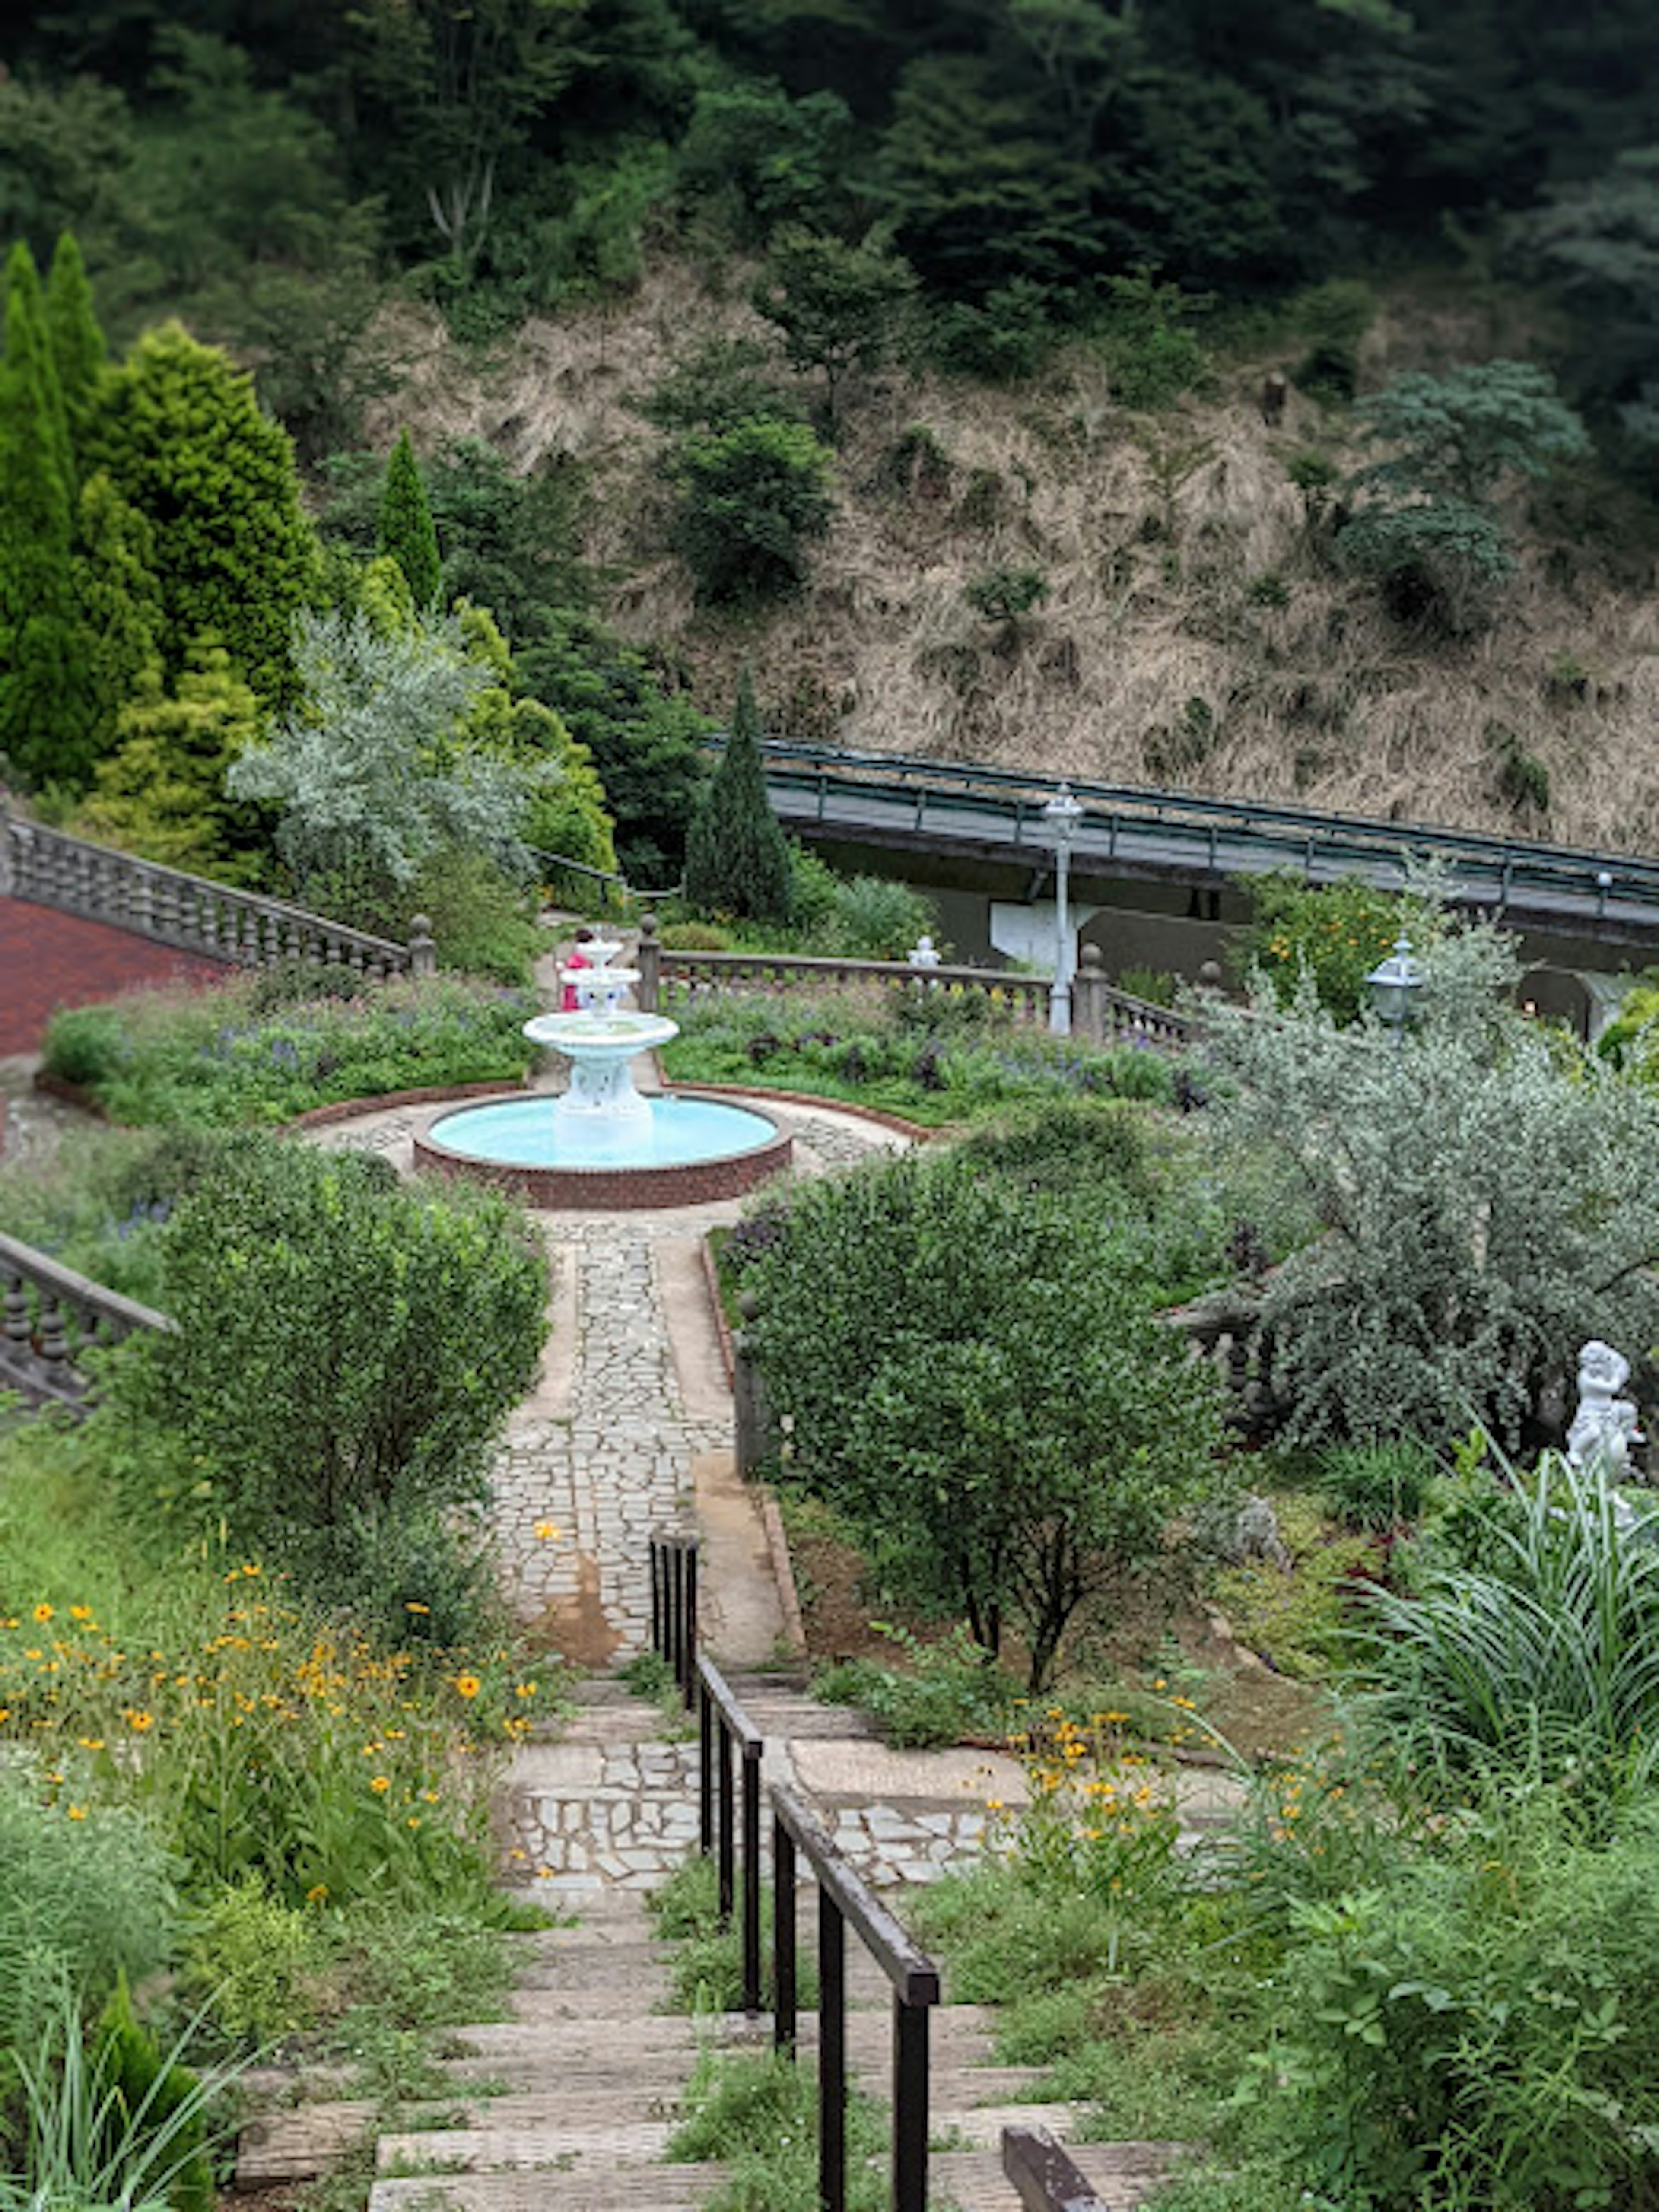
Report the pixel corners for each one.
[1042,782,1084,1034]
[1365,931,1423,1040]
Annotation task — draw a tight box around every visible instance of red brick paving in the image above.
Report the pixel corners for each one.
[0,896,226,1058]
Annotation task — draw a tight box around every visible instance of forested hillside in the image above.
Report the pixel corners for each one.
[3,0,1658,873]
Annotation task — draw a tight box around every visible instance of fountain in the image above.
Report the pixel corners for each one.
[412,934,791,1209]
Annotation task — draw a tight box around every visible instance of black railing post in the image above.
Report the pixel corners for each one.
[819,1888,847,2212]
[741,1737,763,2016]
[650,1539,663,1657]
[717,1716,735,1925]
[698,1674,714,1854]
[683,1541,698,1709]
[774,1815,797,2053]
[893,1995,931,2212]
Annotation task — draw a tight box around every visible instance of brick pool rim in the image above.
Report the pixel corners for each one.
[411,1091,793,1211]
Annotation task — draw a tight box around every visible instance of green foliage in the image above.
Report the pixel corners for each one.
[80,639,264,878]
[181,1880,327,2044]
[677,81,858,245]
[815,1624,1017,1747]
[1203,915,1659,1444]
[1354,359,1592,504]
[70,471,165,781]
[92,1976,211,2212]
[1093,270,1209,411]
[96,323,317,705]
[1485,718,1551,817]
[749,1152,1224,1685]
[1337,495,1517,633]
[228,608,530,899]
[109,1138,547,1585]
[40,969,539,1129]
[0,1764,180,2072]
[1289,278,1375,403]
[1237,873,1434,1024]
[1210,1494,1381,1678]
[1360,1456,1659,1801]
[950,1096,1157,1206]
[44,231,107,466]
[809,872,934,959]
[962,565,1049,625]
[399,845,544,986]
[1270,1799,1659,2208]
[669,413,835,607]
[639,337,807,439]
[928,280,1057,382]
[377,430,442,610]
[752,227,918,420]
[1319,1436,1437,1531]
[684,671,794,925]
[0,239,80,790]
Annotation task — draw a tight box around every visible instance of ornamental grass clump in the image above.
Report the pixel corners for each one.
[1357,1453,1659,1805]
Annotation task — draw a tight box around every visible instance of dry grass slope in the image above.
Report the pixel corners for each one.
[366,265,1659,855]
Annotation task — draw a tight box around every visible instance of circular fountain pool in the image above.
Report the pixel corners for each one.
[413,1093,792,1210]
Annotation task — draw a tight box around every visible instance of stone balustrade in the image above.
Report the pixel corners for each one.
[0,1230,175,1412]
[1,807,428,980]
[1163,1283,1281,1440]
[634,917,1192,1047]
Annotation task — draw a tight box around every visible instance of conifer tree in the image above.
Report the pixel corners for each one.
[0,241,80,788]
[44,230,107,477]
[72,471,166,781]
[683,670,792,923]
[377,428,442,609]
[95,322,318,706]
[81,639,263,879]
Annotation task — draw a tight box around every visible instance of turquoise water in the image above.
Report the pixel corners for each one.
[428,1096,777,1169]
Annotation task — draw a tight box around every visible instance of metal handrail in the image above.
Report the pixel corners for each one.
[771,1779,941,2212]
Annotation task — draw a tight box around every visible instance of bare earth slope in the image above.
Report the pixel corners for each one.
[369,266,1659,856]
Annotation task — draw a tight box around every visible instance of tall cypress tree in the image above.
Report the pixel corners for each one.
[683,669,793,923]
[45,230,108,478]
[0,242,80,788]
[96,322,318,706]
[71,470,166,785]
[377,428,442,610]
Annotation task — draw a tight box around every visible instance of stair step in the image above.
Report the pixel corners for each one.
[366,2140,1181,2212]
[237,2100,377,2185]
[441,2001,998,2074]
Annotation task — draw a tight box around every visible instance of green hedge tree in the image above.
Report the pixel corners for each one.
[684,670,792,924]
[377,427,442,609]
[95,322,317,705]
[0,240,81,788]
[73,471,166,776]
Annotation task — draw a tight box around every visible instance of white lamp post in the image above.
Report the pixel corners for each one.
[1365,931,1423,1044]
[1043,782,1084,1033]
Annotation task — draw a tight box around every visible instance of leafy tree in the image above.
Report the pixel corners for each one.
[71,470,166,775]
[0,240,80,788]
[748,1152,1224,1687]
[227,607,528,896]
[677,79,859,244]
[378,429,442,609]
[1338,499,1516,634]
[0,74,134,278]
[638,336,807,438]
[669,413,834,606]
[44,230,107,470]
[752,228,918,424]
[684,670,792,924]
[1352,361,1591,504]
[80,639,264,879]
[1201,916,1659,1447]
[1513,149,1659,434]
[95,322,318,704]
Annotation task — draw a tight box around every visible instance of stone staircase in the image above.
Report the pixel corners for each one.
[238,1677,1182,2212]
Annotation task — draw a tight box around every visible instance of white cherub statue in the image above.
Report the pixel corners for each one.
[1565,1340,1644,1475]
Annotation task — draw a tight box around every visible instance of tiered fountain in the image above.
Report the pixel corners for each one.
[413,934,791,1209]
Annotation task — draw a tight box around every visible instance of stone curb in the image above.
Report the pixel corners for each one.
[659,1077,938,1142]
[285,1077,531,1129]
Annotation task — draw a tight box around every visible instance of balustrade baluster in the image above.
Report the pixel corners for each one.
[36,1294,70,1374]
[4,1274,30,1352]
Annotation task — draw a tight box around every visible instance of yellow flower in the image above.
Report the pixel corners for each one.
[69,1605,93,1623]
[306,1883,329,1904]
[369,1774,391,1794]
[67,1805,87,1821]
[404,1602,430,1615]
[454,1674,481,1700]
[407,1815,422,1829]
[126,1710,155,1734]
[514,1681,537,1700]
[534,1521,561,1541]
[32,1604,52,1624]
